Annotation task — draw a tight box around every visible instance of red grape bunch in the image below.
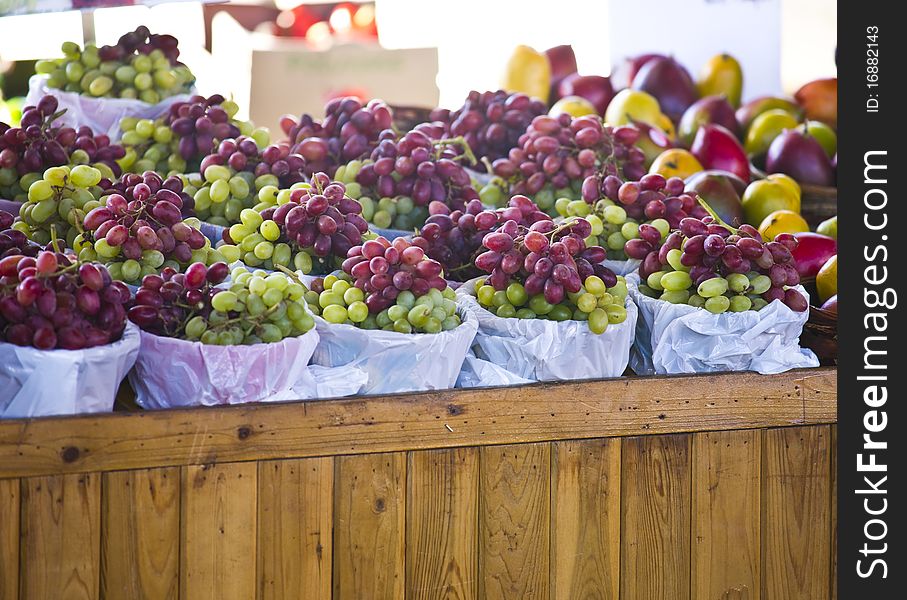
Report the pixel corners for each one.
[631,214,808,314]
[200,135,306,190]
[75,171,215,284]
[490,114,647,214]
[429,90,547,168]
[0,251,130,350]
[219,172,369,274]
[410,194,551,282]
[353,126,480,229]
[584,173,709,229]
[282,97,394,177]
[1,95,124,201]
[471,217,627,334]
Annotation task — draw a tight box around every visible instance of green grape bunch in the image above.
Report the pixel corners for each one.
[35,27,194,103]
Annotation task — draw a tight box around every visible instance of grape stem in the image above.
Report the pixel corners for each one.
[431,136,478,166]
[695,197,738,234]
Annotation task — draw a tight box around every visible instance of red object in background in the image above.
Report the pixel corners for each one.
[326,87,369,104]
[276,2,378,39]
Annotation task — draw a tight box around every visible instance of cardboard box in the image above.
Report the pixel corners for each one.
[211,12,438,135]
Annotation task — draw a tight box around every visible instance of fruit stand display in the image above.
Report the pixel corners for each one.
[0,23,840,600]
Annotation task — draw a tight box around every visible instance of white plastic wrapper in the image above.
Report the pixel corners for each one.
[129,328,364,408]
[201,221,227,245]
[456,279,637,383]
[311,308,478,395]
[602,258,640,276]
[627,273,819,375]
[455,350,533,388]
[27,75,194,140]
[0,322,140,418]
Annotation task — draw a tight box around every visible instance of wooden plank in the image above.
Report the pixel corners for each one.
[691,430,761,600]
[0,369,837,479]
[479,443,550,600]
[620,434,692,600]
[332,452,405,599]
[761,426,832,600]
[257,458,333,600]
[19,473,101,600]
[180,462,257,600]
[0,479,19,600]
[550,439,620,600]
[406,448,479,600]
[830,425,837,600]
[101,468,180,600]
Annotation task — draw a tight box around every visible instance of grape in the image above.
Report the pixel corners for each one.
[0,250,129,349]
[301,239,460,334]
[130,262,313,344]
[428,90,547,168]
[283,98,394,178]
[493,115,645,217]
[471,215,624,334]
[117,95,262,176]
[75,171,222,283]
[217,173,366,274]
[1,96,124,210]
[36,29,194,101]
[631,213,806,314]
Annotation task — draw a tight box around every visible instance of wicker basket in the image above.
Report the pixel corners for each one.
[799,184,837,227]
[390,104,434,132]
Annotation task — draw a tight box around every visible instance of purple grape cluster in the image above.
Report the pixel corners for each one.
[1,95,124,199]
[429,90,547,168]
[283,97,394,177]
[589,173,709,227]
[201,136,306,188]
[127,262,228,337]
[355,125,480,214]
[97,25,181,64]
[167,95,243,160]
[0,210,39,259]
[410,195,551,282]
[0,251,130,350]
[491,115,646,197]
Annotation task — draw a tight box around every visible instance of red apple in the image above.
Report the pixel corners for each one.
[627,53,667,85]
[795,78,837,129]
[678,95,739,147]
[684,170,745,226]
[821,295,837,315]
[792,232,837,279]
[690,124,751,182]
[557,74,614,116]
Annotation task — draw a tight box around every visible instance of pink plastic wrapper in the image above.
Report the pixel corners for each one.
[26,75,195,140]
[129,328,324,408]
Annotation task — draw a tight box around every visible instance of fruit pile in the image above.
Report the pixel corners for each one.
[17,164,107,248]
[472,217,626,334]
[283,97,394,177]
[118,94,265,174]
[353,126,480,229]
[491,115,646,214]
[74,171,220,283]
[129,262,315,344]
[0,251,130,349]
[35,28,194,103]
[411,195,550,282]
[304,236,461,333]
[631,214,808,313]
[428,90,547,167]
[217,173,368,274]
[1,95,124,202]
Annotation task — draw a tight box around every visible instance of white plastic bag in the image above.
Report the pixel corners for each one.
[128,328,356,408]
[311,308,478,394]
[455,350,533,388]
[602,258,640,276]
[627,273,819,375]
[456,279,637,383]
[0,322,140,418]
[27,75,194,140]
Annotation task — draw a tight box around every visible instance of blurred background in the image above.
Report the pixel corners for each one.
[1,0,836,133]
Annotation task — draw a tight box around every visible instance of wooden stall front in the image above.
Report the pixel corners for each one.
[0,368,837,600]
